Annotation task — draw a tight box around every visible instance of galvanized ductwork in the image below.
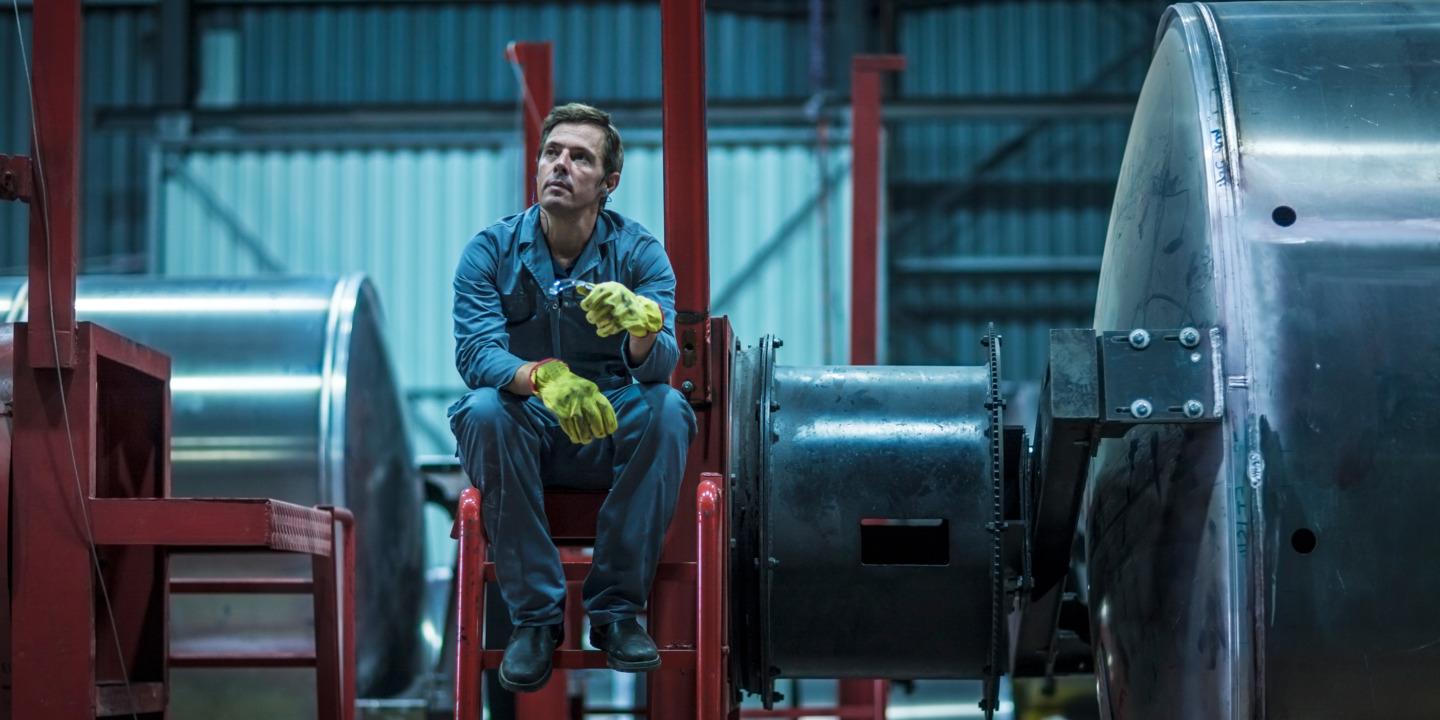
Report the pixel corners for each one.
[4,275,424,705]
[1087,3,1440,718]
[729,335,1004,705]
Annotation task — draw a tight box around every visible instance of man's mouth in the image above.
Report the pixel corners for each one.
[545,179,571,192]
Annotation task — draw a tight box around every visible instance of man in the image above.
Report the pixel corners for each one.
[448,103,696,694]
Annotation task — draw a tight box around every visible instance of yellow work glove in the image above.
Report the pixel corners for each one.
[529,359,618,445]
[579,282,664,338]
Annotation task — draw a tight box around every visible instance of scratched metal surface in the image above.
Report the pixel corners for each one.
[1086,3,1440,718]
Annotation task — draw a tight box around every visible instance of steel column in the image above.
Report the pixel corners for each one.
[657,1,720,716]
[661,0,712,405]
[504,41,554,209]
[849,55,905,365]
[27,0,82,368]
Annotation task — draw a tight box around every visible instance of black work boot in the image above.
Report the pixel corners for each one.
[499,624,564,693]
[589,617,661,672]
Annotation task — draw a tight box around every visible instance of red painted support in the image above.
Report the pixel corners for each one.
[505,41,554,208]
[849,55,906,365]
[838,679,890,719]
[0,155,34,203]
[28,0,82,368]
[697,473,726,720]
[661,0,712,406]
[453,488,484,719]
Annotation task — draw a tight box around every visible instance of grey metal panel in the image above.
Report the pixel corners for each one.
[1088,3,1440,718]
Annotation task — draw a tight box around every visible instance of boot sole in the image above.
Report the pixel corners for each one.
[499,664,553,693]
[605,654,662,673]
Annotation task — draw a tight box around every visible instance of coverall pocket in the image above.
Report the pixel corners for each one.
[499,289,536,325]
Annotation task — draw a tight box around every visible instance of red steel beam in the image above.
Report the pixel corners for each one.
[849,55,906,365]
[662,0,712,406]
[28,0,83,368]
[505,41,554,208]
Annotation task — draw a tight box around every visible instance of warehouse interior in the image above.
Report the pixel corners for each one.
[3,0,1439,719]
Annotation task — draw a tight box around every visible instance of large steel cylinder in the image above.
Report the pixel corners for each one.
[5,275,424,709]
[1088,3,1440,719]
[729,337,998,702]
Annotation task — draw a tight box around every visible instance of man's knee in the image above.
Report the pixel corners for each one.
[641,382,697,444]
[449,387,507,435]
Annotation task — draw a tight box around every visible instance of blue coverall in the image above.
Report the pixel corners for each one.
[448,204,696,629]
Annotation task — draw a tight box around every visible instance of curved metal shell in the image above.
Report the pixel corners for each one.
[9,275,424,701]
[731,344,997,698]
[1088,3,1440,718]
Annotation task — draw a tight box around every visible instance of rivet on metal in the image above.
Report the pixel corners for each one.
[1128,329,1151,349]
[770,400,781,412]
[767,557,779,568]
[1183,400,1204,418]
[1178,327,1201,348]
[772,338,784,348]
[1130,399,1153,419]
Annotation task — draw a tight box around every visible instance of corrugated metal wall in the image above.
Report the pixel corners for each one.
[207,3,805,105]
[161,138,849,457]
[889,0,1164,380]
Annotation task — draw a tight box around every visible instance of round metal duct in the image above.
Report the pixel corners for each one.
[730,336,997,704]
[1088,3,1440,718]
[8,275,424,700]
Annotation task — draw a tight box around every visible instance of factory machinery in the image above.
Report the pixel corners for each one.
[4,1,1440,719]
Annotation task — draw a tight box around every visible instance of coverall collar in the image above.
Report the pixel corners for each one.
[519,205,615,286]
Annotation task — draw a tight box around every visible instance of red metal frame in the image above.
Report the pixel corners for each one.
[0,155,34,203]
[662,0,713,406]
[849,55,906,365]
[451,475,725,718]
[505,41,554,209]
[11,323,358,720]
[696,473,727,720]
[27,0,81,369]
[8,2,358,717]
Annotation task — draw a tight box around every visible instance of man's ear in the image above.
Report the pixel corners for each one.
[604,172,620,196]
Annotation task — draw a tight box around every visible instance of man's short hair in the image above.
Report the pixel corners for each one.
[539,103,625,180]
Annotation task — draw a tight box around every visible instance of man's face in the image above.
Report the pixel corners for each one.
[536,122,615,216]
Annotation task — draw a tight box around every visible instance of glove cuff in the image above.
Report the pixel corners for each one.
[629,303,665,338]
[529,358,566,393]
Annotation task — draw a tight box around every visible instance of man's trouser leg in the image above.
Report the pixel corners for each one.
[582,381,697,626]
[450,387,567,627]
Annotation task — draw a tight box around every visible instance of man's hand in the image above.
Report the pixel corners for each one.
[579,282,663,337]
[530,359,618,444]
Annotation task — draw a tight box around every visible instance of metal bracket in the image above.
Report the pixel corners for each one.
[1098,326,1220,434]
[0,155,34,203]
[1011,326,1224,679]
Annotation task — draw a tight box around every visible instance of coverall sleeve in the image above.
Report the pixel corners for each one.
[453,232,529,390]
[622,234,682,383]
